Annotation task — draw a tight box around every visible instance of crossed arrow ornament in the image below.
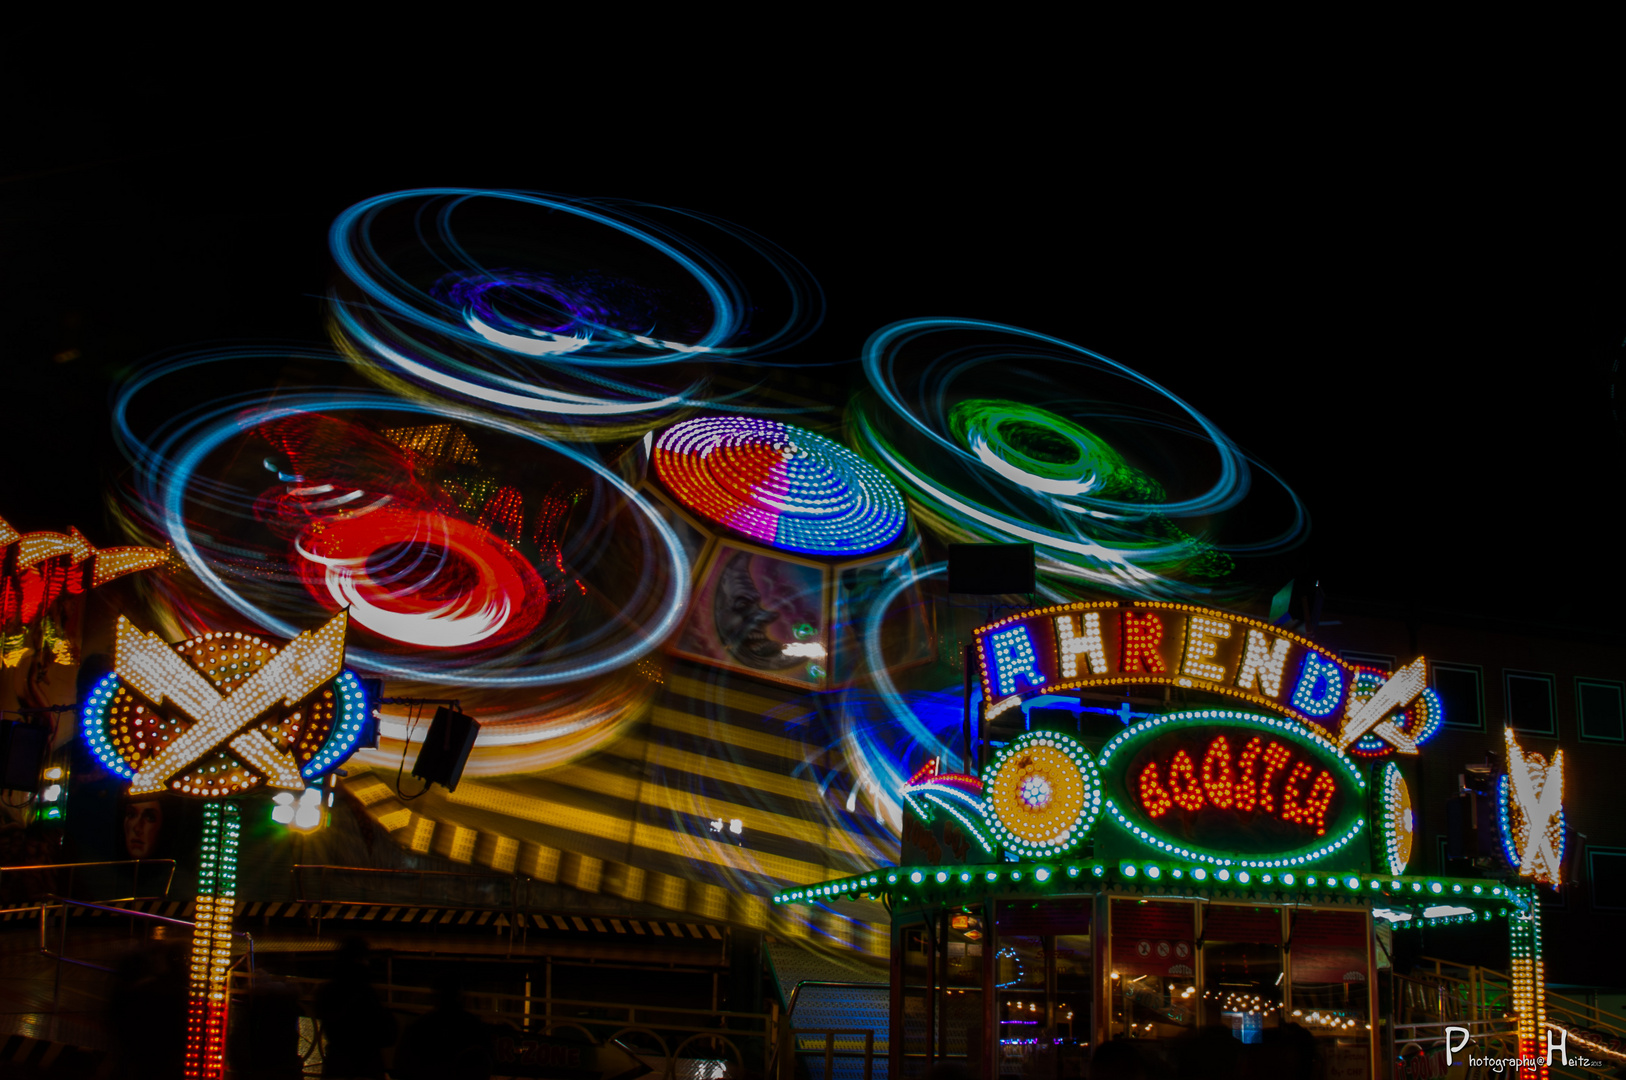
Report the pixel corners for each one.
[1504,726,1565,885]
[1335,657,1428,755]
[112,610,349,796]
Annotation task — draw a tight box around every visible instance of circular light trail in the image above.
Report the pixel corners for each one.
[113,348,691,688]
[855,318,1308,600]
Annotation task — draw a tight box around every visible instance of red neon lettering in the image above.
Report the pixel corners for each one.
[1256,742,1293,813]
[1134,733,1339,837]
[1120,611,1166,673]
[1278,762,1315,825]
[1234,736,1264,811]
[1140,762,1173,818]
[1167,750,1204,811]
[1201,736,1235,809]
[1301,770,1336,835]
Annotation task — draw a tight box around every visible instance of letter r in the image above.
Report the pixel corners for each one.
[1444,1026,1470,1064]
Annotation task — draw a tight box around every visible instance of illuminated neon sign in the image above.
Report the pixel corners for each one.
[982,730,1102,859]
[902,733,1103,861]
[1097,710,1367,869]
[1,514,165,665]
[1499,728,1564,887]
[186,801,239,1079]
[81,611,364,797]
[1378,762,1414,876]
[974,601,1440,756]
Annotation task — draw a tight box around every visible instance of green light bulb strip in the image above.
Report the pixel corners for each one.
[772,862,1516,910]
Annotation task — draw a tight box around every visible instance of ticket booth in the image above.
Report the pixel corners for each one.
[774,602,1549,1079]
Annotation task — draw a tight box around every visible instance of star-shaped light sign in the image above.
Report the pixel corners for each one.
[81,611,368,798]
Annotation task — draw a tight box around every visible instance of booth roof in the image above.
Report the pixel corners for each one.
[775,863,1525,930]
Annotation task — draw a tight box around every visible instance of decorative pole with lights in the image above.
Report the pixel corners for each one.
[1500,728,1565,1080]
[80,610,363,1080]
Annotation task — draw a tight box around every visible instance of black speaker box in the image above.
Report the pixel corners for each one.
[948,542,1036,594]
[411,707,478,793]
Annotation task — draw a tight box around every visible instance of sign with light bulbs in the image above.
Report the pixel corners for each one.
[973,601,1443,759]
[81,611,367,798]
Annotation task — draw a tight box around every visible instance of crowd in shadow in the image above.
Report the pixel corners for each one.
[105,936,495,1080]
[104,934,1333,1080]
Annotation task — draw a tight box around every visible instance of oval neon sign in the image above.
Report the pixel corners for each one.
[1098,710,1366,869]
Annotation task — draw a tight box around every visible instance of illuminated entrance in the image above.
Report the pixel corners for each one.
[774,602,1562,1080]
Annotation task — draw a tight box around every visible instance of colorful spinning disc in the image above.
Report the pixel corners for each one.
[652,417,906,556]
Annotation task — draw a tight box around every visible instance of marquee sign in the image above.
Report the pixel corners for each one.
[1097,710,1366,869]
[902,709,1369,871]
[81,611,364,797]
[973,601,1442,757]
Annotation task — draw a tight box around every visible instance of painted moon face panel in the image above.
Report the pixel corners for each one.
[653,416,906,556]
[983,731,1101,856]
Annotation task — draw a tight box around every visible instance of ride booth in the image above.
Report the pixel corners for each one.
[775,602,1555,1079]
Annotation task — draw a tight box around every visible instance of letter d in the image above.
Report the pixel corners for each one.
[1444,1026,1470,1065]
[1544,1026,1568,1066]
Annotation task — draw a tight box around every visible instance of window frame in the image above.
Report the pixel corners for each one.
[1575,677,1626,745]
[1430,661,1486,732]
[1586,847,1626,912]
[1503,669,1557,737]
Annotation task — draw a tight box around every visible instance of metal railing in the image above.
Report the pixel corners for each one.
[231,972,778,1077]
[787,979,888,1017]
[292,864,529,954]
[1397,956,1626,1074]
[37,894,254,1009]
[795,1028,875,1080]
[0,859,176,908]
[784,980,887,1080]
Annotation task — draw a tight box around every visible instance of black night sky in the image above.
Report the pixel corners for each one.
[5,101,1623,635]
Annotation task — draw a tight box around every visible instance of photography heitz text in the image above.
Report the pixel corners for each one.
[1445,1025,1568,1067]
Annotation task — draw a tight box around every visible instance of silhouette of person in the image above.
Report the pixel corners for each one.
[105,940,189,1080]
[229,977,304,1080]
[313,938,395,1079]
[393,973,492,1080]
[1092,1038,1151,1080]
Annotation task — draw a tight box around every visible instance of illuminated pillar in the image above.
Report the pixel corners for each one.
[186,801,240,1080]
[1508,887,1547,1080]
